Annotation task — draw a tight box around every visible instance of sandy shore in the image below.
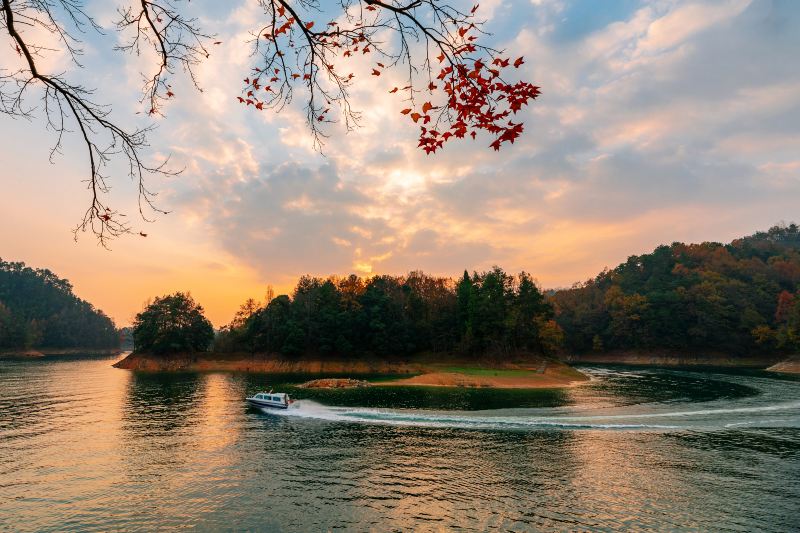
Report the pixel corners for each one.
[766,358,800,374]
[382,362,589,389]
[114,353,589,389]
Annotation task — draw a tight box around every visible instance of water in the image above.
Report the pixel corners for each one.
[1,355,799,531]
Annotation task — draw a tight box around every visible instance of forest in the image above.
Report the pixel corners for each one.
[5,224,798,359]
[217,224,800,360]
[552,224,800,356]
[215,269,562,358]
[0,259,119,350]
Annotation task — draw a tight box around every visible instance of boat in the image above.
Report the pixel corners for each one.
[246,390,292,410]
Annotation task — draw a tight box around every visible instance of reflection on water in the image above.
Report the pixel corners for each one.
[0,355,799,531]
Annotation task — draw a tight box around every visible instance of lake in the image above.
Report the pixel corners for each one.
[1,354,799,531]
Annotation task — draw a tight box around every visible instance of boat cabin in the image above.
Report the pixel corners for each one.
[253,393,287,403]
[246,391,291,409]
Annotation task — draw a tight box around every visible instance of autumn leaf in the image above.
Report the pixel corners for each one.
[514,56,524,68]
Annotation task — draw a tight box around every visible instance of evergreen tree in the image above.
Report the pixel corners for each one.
[133,293,213,355]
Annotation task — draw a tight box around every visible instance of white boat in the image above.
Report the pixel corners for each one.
[246,391,292,410]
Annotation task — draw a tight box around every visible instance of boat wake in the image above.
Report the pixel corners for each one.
[259,398,800,431]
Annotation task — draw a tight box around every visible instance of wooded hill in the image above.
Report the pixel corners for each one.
[552,224,800,356]
[0,259,119,351]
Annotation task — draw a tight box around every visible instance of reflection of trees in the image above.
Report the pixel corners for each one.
[119,371,204,481]
[286,384,572,410]
[122,372,203,434]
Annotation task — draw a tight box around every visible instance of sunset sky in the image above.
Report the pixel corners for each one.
[1,0,798,327]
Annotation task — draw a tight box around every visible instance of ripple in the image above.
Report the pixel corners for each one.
[1,356,799,531]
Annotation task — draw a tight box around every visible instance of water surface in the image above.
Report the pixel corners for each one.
[1,355,798,531]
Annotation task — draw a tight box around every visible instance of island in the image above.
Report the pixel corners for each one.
[114,272,589,389]
[114,352,589,388]
[111,225,800,386]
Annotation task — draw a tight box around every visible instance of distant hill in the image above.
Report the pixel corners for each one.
[553,224,800,357]
[0,259,119,352]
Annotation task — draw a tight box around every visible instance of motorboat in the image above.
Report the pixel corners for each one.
[246,390,292,409]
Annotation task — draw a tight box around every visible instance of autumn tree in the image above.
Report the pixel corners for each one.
[1,0,540,245]
[552,225,800,357]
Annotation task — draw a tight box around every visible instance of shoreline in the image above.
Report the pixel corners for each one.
[562,352,783,368]
[1,348,123,358]
[113,352,589,389]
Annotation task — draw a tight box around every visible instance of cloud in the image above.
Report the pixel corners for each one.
[3,0,800,325]
[156,0,800,287]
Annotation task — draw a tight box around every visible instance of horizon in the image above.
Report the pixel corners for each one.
[3,221,792,329]
[2,0,799,327]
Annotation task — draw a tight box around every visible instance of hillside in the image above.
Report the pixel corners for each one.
[0,259,120,353]
[552,224,800,358]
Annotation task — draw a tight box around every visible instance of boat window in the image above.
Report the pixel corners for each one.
[255,394,262,399]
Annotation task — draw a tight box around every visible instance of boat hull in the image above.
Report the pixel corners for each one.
[246,398,289,409]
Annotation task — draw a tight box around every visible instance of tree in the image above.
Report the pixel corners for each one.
[1,0,540,245]
[133,292,214,355]
[218,268,557,359]
[0,258,118,350]
[552,224,800,357]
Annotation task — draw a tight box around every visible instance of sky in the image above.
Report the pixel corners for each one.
[1,0,799,327]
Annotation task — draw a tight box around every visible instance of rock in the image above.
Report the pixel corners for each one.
[297,378,372,389]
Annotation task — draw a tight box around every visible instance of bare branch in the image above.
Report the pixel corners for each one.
[1,0,173,247]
